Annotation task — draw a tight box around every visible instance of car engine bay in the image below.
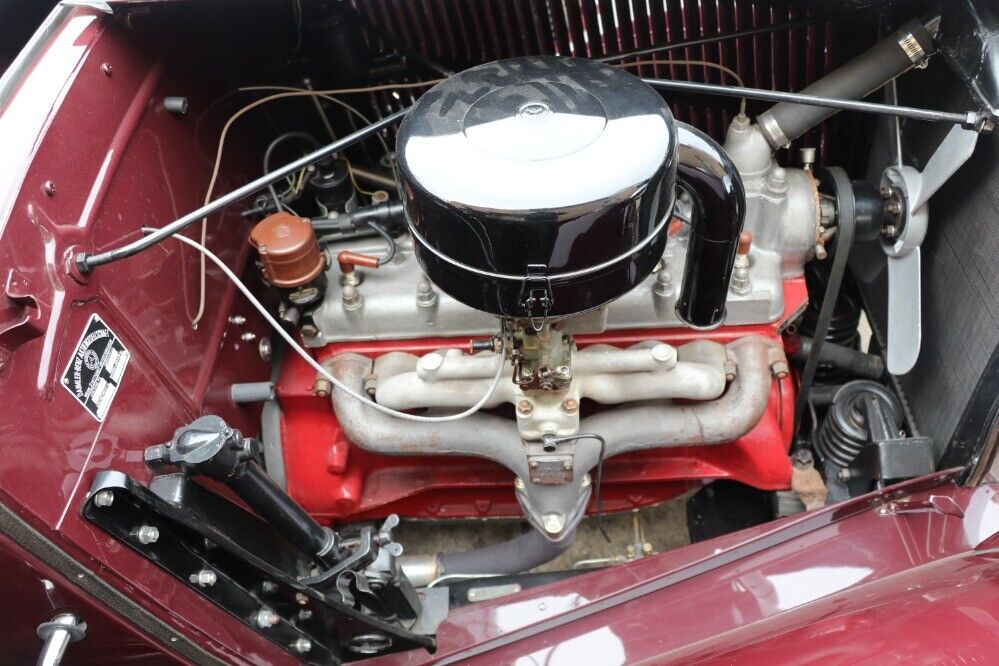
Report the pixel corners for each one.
[4,0,999,662]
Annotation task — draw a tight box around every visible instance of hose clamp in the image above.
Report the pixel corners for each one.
[897,32,925,64]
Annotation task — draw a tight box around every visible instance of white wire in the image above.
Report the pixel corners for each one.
[147,228,506,423]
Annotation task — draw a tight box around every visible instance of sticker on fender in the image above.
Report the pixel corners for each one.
[61,314,130,422]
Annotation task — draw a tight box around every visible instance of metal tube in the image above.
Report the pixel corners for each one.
[227,460,337,565]
[674,123,745,329]
[437,529,575,579]
[76,108,409,272]
[641,78,979,128]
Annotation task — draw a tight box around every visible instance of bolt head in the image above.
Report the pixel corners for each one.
[136,525,159,544]
[580,473,591,488]
[255,609,279,628]
[541,512,565,534]
[514,477,526,491]
[560,398,579,414]
[516,400,534,416]
[190,569,217,587]
[101,62,113,76]
[258,338,272,362]
[837,468,851,482]
[42,180,56,196]
[240,331,256,342]
[93,490,114,507]
[792,449,813,468]
[291,637,312,654]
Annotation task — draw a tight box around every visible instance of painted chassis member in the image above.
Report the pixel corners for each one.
[1,1,998,664]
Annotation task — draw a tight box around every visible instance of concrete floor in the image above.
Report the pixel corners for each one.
[394,494,692,574]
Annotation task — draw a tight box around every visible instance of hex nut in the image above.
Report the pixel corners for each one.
[542,512,565,534]
[93,490,114,507]
[255,609,279,628]
[189,569,217,587]
[291,637,312,654]
[136,525,159,544]
[516,400,533,416]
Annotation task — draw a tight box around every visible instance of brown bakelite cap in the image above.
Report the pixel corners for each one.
[249,212,325,288]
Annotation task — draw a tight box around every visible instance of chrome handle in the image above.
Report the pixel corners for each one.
[36,613,86,666]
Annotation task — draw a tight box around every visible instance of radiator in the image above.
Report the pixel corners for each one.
[349,0,878,165]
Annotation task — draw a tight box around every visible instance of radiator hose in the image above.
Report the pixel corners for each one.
[756,18,936,149]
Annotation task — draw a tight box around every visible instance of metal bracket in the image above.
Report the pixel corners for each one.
[82,471,433,663]
[518,264,553,332]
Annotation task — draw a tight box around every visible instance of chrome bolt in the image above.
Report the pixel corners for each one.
[291,637,312,654]
[42,180,56,196]
[258,338,272,362]
[580,473,591,488]
[255,609,279,628]
[298,608,313,622]
[837,468,852,482]
[189,569,217,587]
[295,593,309,606]
[261,580,278,594]
[136,525,159,544]
[516,400,534,416]
[240,331,256,342]
[93,490,114,507]
[542,512,565,535]
[101,62,113,76]
[228,315,246,325]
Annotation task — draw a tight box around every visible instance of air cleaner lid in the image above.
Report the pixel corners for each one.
[396,56,677,284]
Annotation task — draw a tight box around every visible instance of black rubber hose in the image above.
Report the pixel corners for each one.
[794,336,885,380]
[437,529,575,577]
[674,122,746,329]
[756,18,935,149]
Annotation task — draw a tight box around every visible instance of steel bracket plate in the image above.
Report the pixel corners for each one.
[82,471,434,664]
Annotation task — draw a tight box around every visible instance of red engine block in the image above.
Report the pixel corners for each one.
[276,279,805,525]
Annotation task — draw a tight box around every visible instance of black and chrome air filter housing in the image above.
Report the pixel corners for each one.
[396,56,678,321]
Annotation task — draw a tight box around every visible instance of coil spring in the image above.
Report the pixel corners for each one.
[816,380,902,469]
